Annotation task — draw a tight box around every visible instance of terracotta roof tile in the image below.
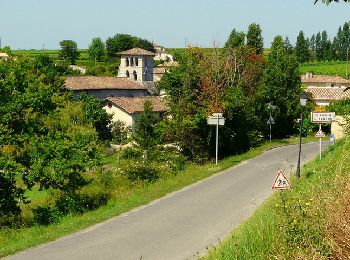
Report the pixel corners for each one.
[118,48,155,56]
[65,76,147,90]
[306,87,350,101]
[106,96,167,114]
[301,74,350,84]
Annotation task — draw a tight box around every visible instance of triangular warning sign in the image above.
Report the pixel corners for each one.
[272,170,291,190]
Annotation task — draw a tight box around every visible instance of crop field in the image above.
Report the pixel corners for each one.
[299,61,350,78]
[12,49,89,60]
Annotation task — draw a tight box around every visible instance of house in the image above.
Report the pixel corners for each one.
[65,48,158,98]
[306,87,350,106]
[65,76,151,99]
[301,73,350,88]
[103,96,167,127]
[153,44,174,62]
[0,52,9,61]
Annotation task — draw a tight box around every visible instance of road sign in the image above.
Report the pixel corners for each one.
[272,170,291,190]
[315,130,325,138]
[207,117,225,126]
[267,117,274,125]
[311,112,335,123]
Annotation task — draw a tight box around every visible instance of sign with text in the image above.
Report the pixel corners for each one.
[272,170,291,190]
[311,112,335,123]
[207,117,225,126]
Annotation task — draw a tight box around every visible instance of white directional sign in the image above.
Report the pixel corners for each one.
[311,112,335,123]
[207,117,225,126]
[272,170,291,190]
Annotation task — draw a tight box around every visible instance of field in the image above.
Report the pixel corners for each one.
[299,60,350,78]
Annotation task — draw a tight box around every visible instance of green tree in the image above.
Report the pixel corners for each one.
[258,35,301,138]
[59,40,80,64]
[88,37,106,62]
[315,32,322,61]
[224,29,245,49]
[106,34,155,58]
[295,31,310,63]
[134,100,159,151]
[246,23,264,54]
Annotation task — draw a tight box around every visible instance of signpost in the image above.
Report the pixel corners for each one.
[272,170,291,190]
[311,111,335,160]
[207,113,225,165]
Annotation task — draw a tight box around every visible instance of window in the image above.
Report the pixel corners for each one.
[126,57,129,66]
[130,57,134,66]
[108,103,112,108]
[133,70,137,81]
[126,70,130,78]
[135,57,139,66]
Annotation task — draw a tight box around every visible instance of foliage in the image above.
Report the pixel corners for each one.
[246,23,264,54]
[105,34,155,58]
[58,40,80,64]
[124,161,160,183]
[224,29,245,49]
[88,37,106,62]
[111,120,130,144]
[295,30,310,63]
[134,100,160,151]
[78,93,112,141]
[327,98,350,115]
[258,35,302,138]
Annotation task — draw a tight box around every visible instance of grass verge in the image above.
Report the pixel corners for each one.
[203,136,350,260]
[0,137,315,257]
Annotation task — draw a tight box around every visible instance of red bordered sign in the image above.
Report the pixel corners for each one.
[272,170,291,190]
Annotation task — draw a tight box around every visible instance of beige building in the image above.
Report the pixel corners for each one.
[103,96,167,127]
[117,48,155,82]
[301,74,350,88]
[153,44,174,62]
[306,87,350,106]
[65,76,150,99]
[0,52,9,61]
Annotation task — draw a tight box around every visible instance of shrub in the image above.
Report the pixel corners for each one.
[32,205,60,226]
[125,162,159,183]
[121,147,142,160]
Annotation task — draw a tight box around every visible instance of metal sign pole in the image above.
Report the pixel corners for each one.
[216,114,219,165]
[319,124,322,160]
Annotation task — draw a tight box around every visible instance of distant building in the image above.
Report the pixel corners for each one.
[302,74,350,106]
[103,96,167,127]
[0,52,9,61]
[153,61,179,82]
[301,73,350,88]
[65,76,150,99]
[153,44,174,62]
[117,48,155,82]
[306,87,350,106]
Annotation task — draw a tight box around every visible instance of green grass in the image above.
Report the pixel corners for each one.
[299,60,350,79]
[203,136,350,259]
[0,138,306,257]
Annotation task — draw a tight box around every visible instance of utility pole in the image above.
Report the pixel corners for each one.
[346,47,349,79]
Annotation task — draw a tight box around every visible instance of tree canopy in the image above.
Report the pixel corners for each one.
[58,40,80,64]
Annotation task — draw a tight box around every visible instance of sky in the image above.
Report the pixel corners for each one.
[0,0,350,50]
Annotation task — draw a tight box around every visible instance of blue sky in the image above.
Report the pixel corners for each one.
[0,0,349,50]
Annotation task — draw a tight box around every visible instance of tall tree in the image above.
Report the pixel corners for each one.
[295,31,310,63]
[315,32,322,61]
[106,34,155,58]
[224,29,245,49]
[88,37,106,62]
[258,36,301,138]
[58,40,80,64]
[246,23,264,54]
[284,36,294,55]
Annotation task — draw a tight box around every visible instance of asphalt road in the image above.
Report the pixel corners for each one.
[5,142,326,260]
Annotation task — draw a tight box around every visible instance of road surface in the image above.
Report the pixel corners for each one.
[5,142,326,260]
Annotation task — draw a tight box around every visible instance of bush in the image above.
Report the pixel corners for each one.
[121,147,142,160]
[33,205,60,226]
[125,162,159,183]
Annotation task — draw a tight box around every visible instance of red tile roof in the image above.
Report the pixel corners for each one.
[65,76,147,90]
[301,74,350,84]
[118,48,156,56]
[306,87,350,101]
[106,96,167,114]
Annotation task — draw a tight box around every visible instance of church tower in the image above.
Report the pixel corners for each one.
[117,48,155,82]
